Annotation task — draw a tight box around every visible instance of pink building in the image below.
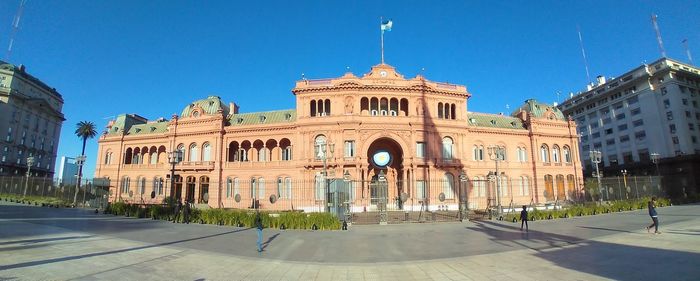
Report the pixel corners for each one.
[95,64,583,219]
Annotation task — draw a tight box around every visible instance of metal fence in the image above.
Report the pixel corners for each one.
[0,176,109,209]
[586,175,665,202]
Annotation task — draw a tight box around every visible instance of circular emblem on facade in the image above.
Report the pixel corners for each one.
[372,150,392,168]
[234,193,241,203]
[380,70,388,77]
[438,192,446,202]
[269,194,278,204]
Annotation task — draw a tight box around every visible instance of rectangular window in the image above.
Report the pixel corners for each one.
[613,102,623,110]
[605,128,613,135]
[627,96,639,104]
[666,112,673,120]
[661,87,668,95]
[664,99,670,109]
[602,118,612,125]
[615,113,625,120]
[581,135,589,142]
[416,142,425,158]
[672,136,679,144]
[635,131,646,141]
[344,141,355,157]
[592,132,601,139]
[683,99,688,105]
[630,108,641,116]
[593,142,602,149]
[591,122,599,129]
[633,119,644,127]
[618,124,628,131]
[416,180,426,199]
[686,111,692,118]
[606,139,615,145]
[619,135,630,143]
[669,124,676,134]
[693,136,698,144]
[690,123,695,131]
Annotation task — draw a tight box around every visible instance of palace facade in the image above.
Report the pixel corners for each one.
[95,64,583,214]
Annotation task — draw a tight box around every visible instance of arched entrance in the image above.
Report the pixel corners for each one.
[366,138,405,210]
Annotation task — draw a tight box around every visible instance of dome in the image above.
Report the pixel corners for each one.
[181,96,229,117]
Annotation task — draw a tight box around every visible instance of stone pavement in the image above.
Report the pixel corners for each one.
[0,202,699,280]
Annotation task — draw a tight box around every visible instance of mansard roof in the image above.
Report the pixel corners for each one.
[228,109,296,126]
[181,95,229,117]
[514,99,566,121]
[467,112,526,130]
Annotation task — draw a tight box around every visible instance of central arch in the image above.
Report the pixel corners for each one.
[365,137,406,209]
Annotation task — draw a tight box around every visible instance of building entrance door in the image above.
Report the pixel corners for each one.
[185,176,196,203]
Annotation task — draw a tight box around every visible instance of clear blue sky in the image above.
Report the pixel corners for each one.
[1,0,698,178]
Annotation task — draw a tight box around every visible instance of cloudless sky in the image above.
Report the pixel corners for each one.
[0,0,698,177]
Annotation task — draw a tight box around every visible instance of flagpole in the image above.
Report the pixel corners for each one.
[380,16,385,64]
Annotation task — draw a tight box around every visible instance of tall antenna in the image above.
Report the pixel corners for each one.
[683,39,694,65]
[6,0,27,61]
[651,14,667,58]
[577,25,592,84]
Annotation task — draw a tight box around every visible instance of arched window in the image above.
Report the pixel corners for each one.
[310,101,316,117]
[442,137,453,160]
[226,177,233,198]
[177,144,185,162]
[250,178,257,198]
[324,99,331,116]
[150,152,158,164]
[451,103,456,120]
[121,177,130,194]
[563,146,572,163]
[314,135,326,160]
[567,174,576,196]
[258,147,268,162]
[189,143,198,161]
[202,142,211,161]
[544,174,554,201]
[315,173,325,200]
[443,173,455,199]
[438,102,444,118]
[521,176,530,196]
[499,175,508,196]
[552,145,561,163]
[285,177,292,199]
[139,177,146,195]
[258,177,265,198]
[233,177,240,197]
[473,146,479,161]
[540,145,549,163]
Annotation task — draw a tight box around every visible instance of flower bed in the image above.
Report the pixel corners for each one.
[503,197,671,222]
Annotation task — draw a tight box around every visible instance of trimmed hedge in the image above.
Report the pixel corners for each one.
[504,197,671,222]
[104,202,340,230]
[0,193,71,207]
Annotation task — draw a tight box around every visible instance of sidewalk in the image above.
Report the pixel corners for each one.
[1,202,698,280]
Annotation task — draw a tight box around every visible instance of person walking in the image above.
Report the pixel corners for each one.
[255,211,264,252]
[646,197,660,234]
[520,205,529,231]
[183,200,191,224]
[172,198,182,223]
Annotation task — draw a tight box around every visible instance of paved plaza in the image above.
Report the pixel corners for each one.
[0,202,699,280]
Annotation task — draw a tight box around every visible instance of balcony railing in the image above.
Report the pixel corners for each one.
[122,163,165,169]
[178,161,215,170]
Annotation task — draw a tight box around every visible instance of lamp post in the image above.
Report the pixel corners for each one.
[459,170,468,222]
[487,145,505,216]
[650,152,661,193]
[621,169,628,199]
[589,150,603,202]
[316,140,334,212]
[167,150,183,201]
[22,156,35,197]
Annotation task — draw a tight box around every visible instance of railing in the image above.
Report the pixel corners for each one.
[122,163,166,169]
[177,161,215,170]
[224,161,291,169]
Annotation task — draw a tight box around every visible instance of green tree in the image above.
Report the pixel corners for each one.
[73,121,97,205]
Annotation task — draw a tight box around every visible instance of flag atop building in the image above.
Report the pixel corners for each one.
[381,19,393,32]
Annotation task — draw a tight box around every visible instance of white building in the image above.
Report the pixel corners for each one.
[559,58,700,174]
[0,61,65,177]
[57,156,78,186]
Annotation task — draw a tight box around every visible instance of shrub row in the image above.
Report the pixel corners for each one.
[0,193,72,208]
[105,202,341,230]
[503,197,671,222]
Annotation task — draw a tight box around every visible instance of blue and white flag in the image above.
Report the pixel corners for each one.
[381,19,393,32]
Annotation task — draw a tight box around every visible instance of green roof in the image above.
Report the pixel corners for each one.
[181,96,229,117]
[513,99,566,120]
[125,121,169,135]
[467,112,526,130]
[0,60,62,98]
[229,109,296,126]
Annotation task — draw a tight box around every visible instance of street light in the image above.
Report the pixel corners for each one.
[621,169,628,199]
[487,145,505,216]
[459,170,468,222]
[589,150,603,202]
[316,139,334,212]
[650,152,661,192]
[22,156,35,197]
[167,150,183,201]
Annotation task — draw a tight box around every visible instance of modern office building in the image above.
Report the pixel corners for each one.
[0,61,64,177]
[56,156,79,186]
[558,58,700,197]
[95,63,583,213]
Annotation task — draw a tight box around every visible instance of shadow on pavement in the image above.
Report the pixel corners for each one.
[0,228,250,271]
[468,220,700,281]
[0,235,94,246]
[261,233,280,251]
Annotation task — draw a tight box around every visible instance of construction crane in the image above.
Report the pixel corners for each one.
[651,14,667,58]
[6,0,27,61]
[683,39,694,65]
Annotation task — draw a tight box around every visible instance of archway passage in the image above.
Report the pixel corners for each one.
[366,138,405,210]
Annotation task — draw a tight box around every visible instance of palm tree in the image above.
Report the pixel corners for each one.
[73,121,97,206]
